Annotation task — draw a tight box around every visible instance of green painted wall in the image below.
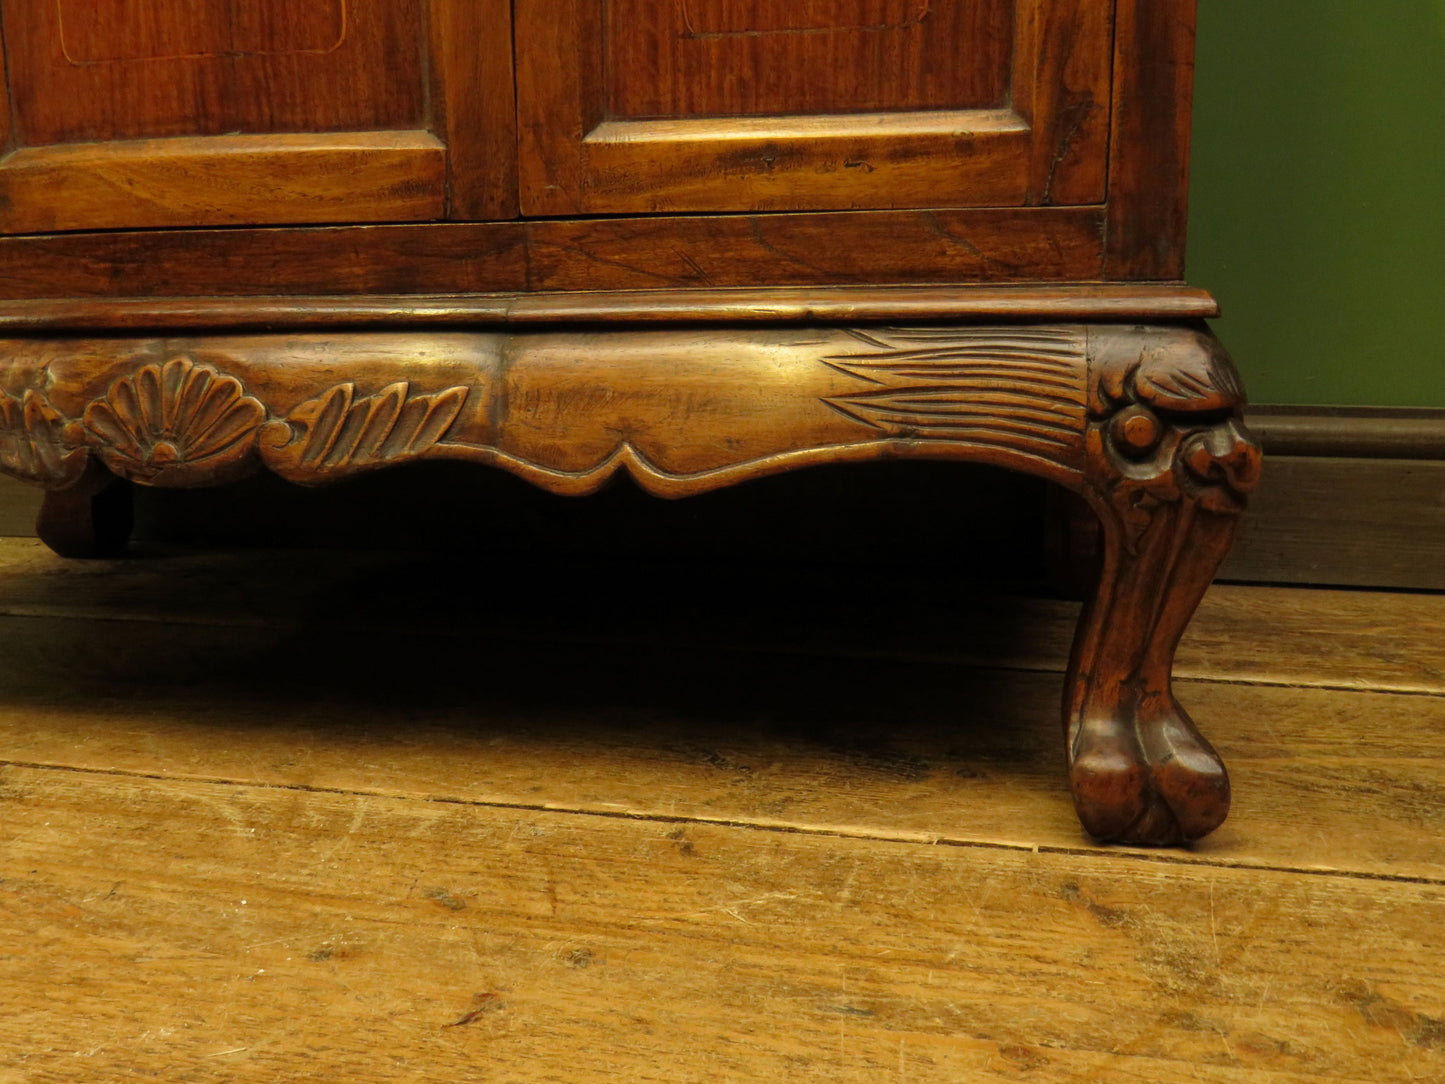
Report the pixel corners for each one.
[1188,1,1445,406]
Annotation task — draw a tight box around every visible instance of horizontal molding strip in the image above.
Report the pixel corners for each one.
[1248,405,1445,460]
[0,131,446,234]
[0,285,1219,331]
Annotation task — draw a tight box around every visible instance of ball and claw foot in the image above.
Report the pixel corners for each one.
[1070,701,1230,845]
[1067,326,1261,846]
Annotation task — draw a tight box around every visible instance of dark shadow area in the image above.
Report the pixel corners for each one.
[3,460,1080,795]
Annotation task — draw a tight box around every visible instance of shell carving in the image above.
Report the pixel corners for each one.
[0,386,90,488]
[82,356,266,486]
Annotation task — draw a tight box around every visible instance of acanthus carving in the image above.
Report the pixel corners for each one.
[259,381,470,484]
[1,325,1261,848]
[0,354,471,491]
[0,386,90,489]
[1087,335,1260,545]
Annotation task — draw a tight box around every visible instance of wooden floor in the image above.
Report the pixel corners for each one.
[2,536,1443,1082]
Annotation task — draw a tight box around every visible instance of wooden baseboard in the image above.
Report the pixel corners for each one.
[1217,407,1445,590]
[5,406,1442,591]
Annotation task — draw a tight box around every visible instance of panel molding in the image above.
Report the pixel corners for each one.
[0,131,446,233]
[515,0,1114,215]
[0,208,1103,298]
[0,285,1222,333]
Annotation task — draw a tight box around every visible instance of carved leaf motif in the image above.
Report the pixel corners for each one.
[0,387,89,488]
[1134,344,1244,413]
[821,327,1088,461]
[83,356,266,486]
[1096,335,1245,418]
[259,382,469,483]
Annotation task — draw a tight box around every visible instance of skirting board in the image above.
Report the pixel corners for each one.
[3,406,1442,591]
[1218,406,1445,591]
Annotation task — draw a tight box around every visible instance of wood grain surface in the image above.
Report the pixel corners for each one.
[0,0,426,145]
[0,210,1109,301]
[1,540,1442,1079]
[0,132,446,233]
[0,285,1222,333]
[514,0,1113,215]
[4,766,1442,1083]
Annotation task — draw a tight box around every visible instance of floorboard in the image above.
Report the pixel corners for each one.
[4,767,1442,1083]
[1,540,1442,1081]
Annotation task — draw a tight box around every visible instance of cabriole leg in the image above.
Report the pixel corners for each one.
[1067,326,1261,845]
[36,474,133,559]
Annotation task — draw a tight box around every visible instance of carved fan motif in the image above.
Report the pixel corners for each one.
[82,356,267,486]
[259,381,469,484]
[0,387,90,488]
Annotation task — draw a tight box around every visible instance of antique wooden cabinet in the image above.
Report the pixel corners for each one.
[0,0,1259,846]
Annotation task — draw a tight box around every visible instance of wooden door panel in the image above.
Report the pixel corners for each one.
[0,0,517,232]
[607,0,1012,118]
[54,0,346,65]
[6,0,422,144]
[516,0,1112,216]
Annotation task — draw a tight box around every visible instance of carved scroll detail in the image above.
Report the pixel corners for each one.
[259,382,469,485]
[822,326,1089,474]
[1087,333,1260,546]
[80,356,267,487]
[0,387,90,488]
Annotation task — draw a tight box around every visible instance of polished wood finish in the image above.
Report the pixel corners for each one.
[430,0,520,220]
[0,210,1104,298]
[1071,328,1258,842]
[0,223,530,299]
[0,0,516,231]
[0,286,1222,333]
[606,0,1014,117]
[524,208,1105,288]
[0,131,446,233]
[3,0,424,144]
[515,0,1113,214]
[1105,0,1197,279]
[0,1,1252,846]
[1,542,1443,1079]
[0,322,1258,844]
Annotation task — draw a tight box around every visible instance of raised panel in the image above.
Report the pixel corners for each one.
[679,0,930,35]
[55,0,346,64]
[607,0,1013,118]
[516,0,1113,216]
[4,0,423,144]
[0,0,520,230]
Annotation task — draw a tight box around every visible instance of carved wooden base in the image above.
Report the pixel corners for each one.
[0,321,1259,845]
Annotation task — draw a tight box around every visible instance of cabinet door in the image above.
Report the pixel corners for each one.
[515,0,1112,215]
[0,0,516,233]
